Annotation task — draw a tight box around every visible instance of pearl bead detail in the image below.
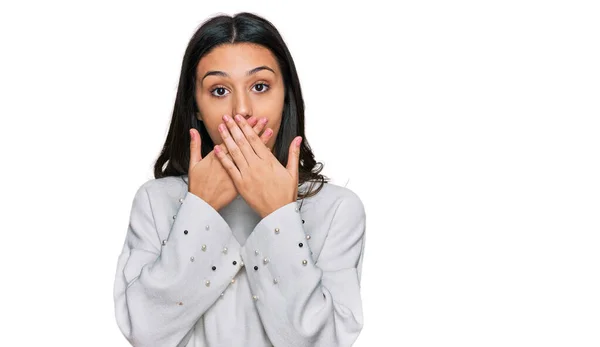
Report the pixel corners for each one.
[205,280,210,287]
[190,256,195,262]
[274,227,280,234]
[201,244,207,251]
[273,278,279,284]
[222,247,228,254]
[162,239,167,246]
[302,260,308,266]
[263,257,269,265]
[205,225,210,230]
[253,295,258,301]
[306,234,311,240]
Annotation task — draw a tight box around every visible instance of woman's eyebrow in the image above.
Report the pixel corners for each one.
[201,65,275,83]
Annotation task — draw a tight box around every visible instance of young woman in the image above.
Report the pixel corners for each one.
[113,12,366,347]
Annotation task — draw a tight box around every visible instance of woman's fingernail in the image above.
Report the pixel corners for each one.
[223,115,230,122]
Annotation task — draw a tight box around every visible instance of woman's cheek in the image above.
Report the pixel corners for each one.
[205,125,221,145]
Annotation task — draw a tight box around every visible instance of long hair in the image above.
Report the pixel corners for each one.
[153,12,328,199]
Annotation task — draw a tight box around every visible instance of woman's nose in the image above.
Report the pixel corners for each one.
[232,92,251,119]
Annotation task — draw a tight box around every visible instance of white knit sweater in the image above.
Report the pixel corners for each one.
[113,175,366,347]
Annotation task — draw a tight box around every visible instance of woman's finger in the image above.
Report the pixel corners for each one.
[223,114,257,166]
[211,116,266,164]
[218,116,262,157]
[252,117,269,135]
[219,116,249,171]
[247,116,258,127]
[234,114,270,160]
[214,144,242,182]
[189,128,202,169]
[260,127,273,145]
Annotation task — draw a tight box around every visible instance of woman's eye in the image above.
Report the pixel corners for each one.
[210,83,269,98]
[211,87,229,97]
[253,83,270,93]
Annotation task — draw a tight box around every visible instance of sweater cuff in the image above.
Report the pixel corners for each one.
[240,201,321,300]
[150,191,244,301]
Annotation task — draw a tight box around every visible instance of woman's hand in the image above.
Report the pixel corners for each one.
[188,116,274,212]
[213,114,302,218]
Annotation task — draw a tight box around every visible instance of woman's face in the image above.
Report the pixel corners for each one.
[195,43,285,152]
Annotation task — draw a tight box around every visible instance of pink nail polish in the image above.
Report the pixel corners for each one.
[223,115,229,122]
[235,114,242,122]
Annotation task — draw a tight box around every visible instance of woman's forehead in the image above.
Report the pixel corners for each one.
[197,43,279,78]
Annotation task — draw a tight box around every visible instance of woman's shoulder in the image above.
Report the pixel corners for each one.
[302,180,366,216]
[136,174,186,189]
[133,175,188,204]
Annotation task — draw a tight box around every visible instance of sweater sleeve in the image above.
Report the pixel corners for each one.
[113,185,244,347]
[239,192,366,347]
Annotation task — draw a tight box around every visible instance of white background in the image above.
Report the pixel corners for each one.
[0,0,598,346]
